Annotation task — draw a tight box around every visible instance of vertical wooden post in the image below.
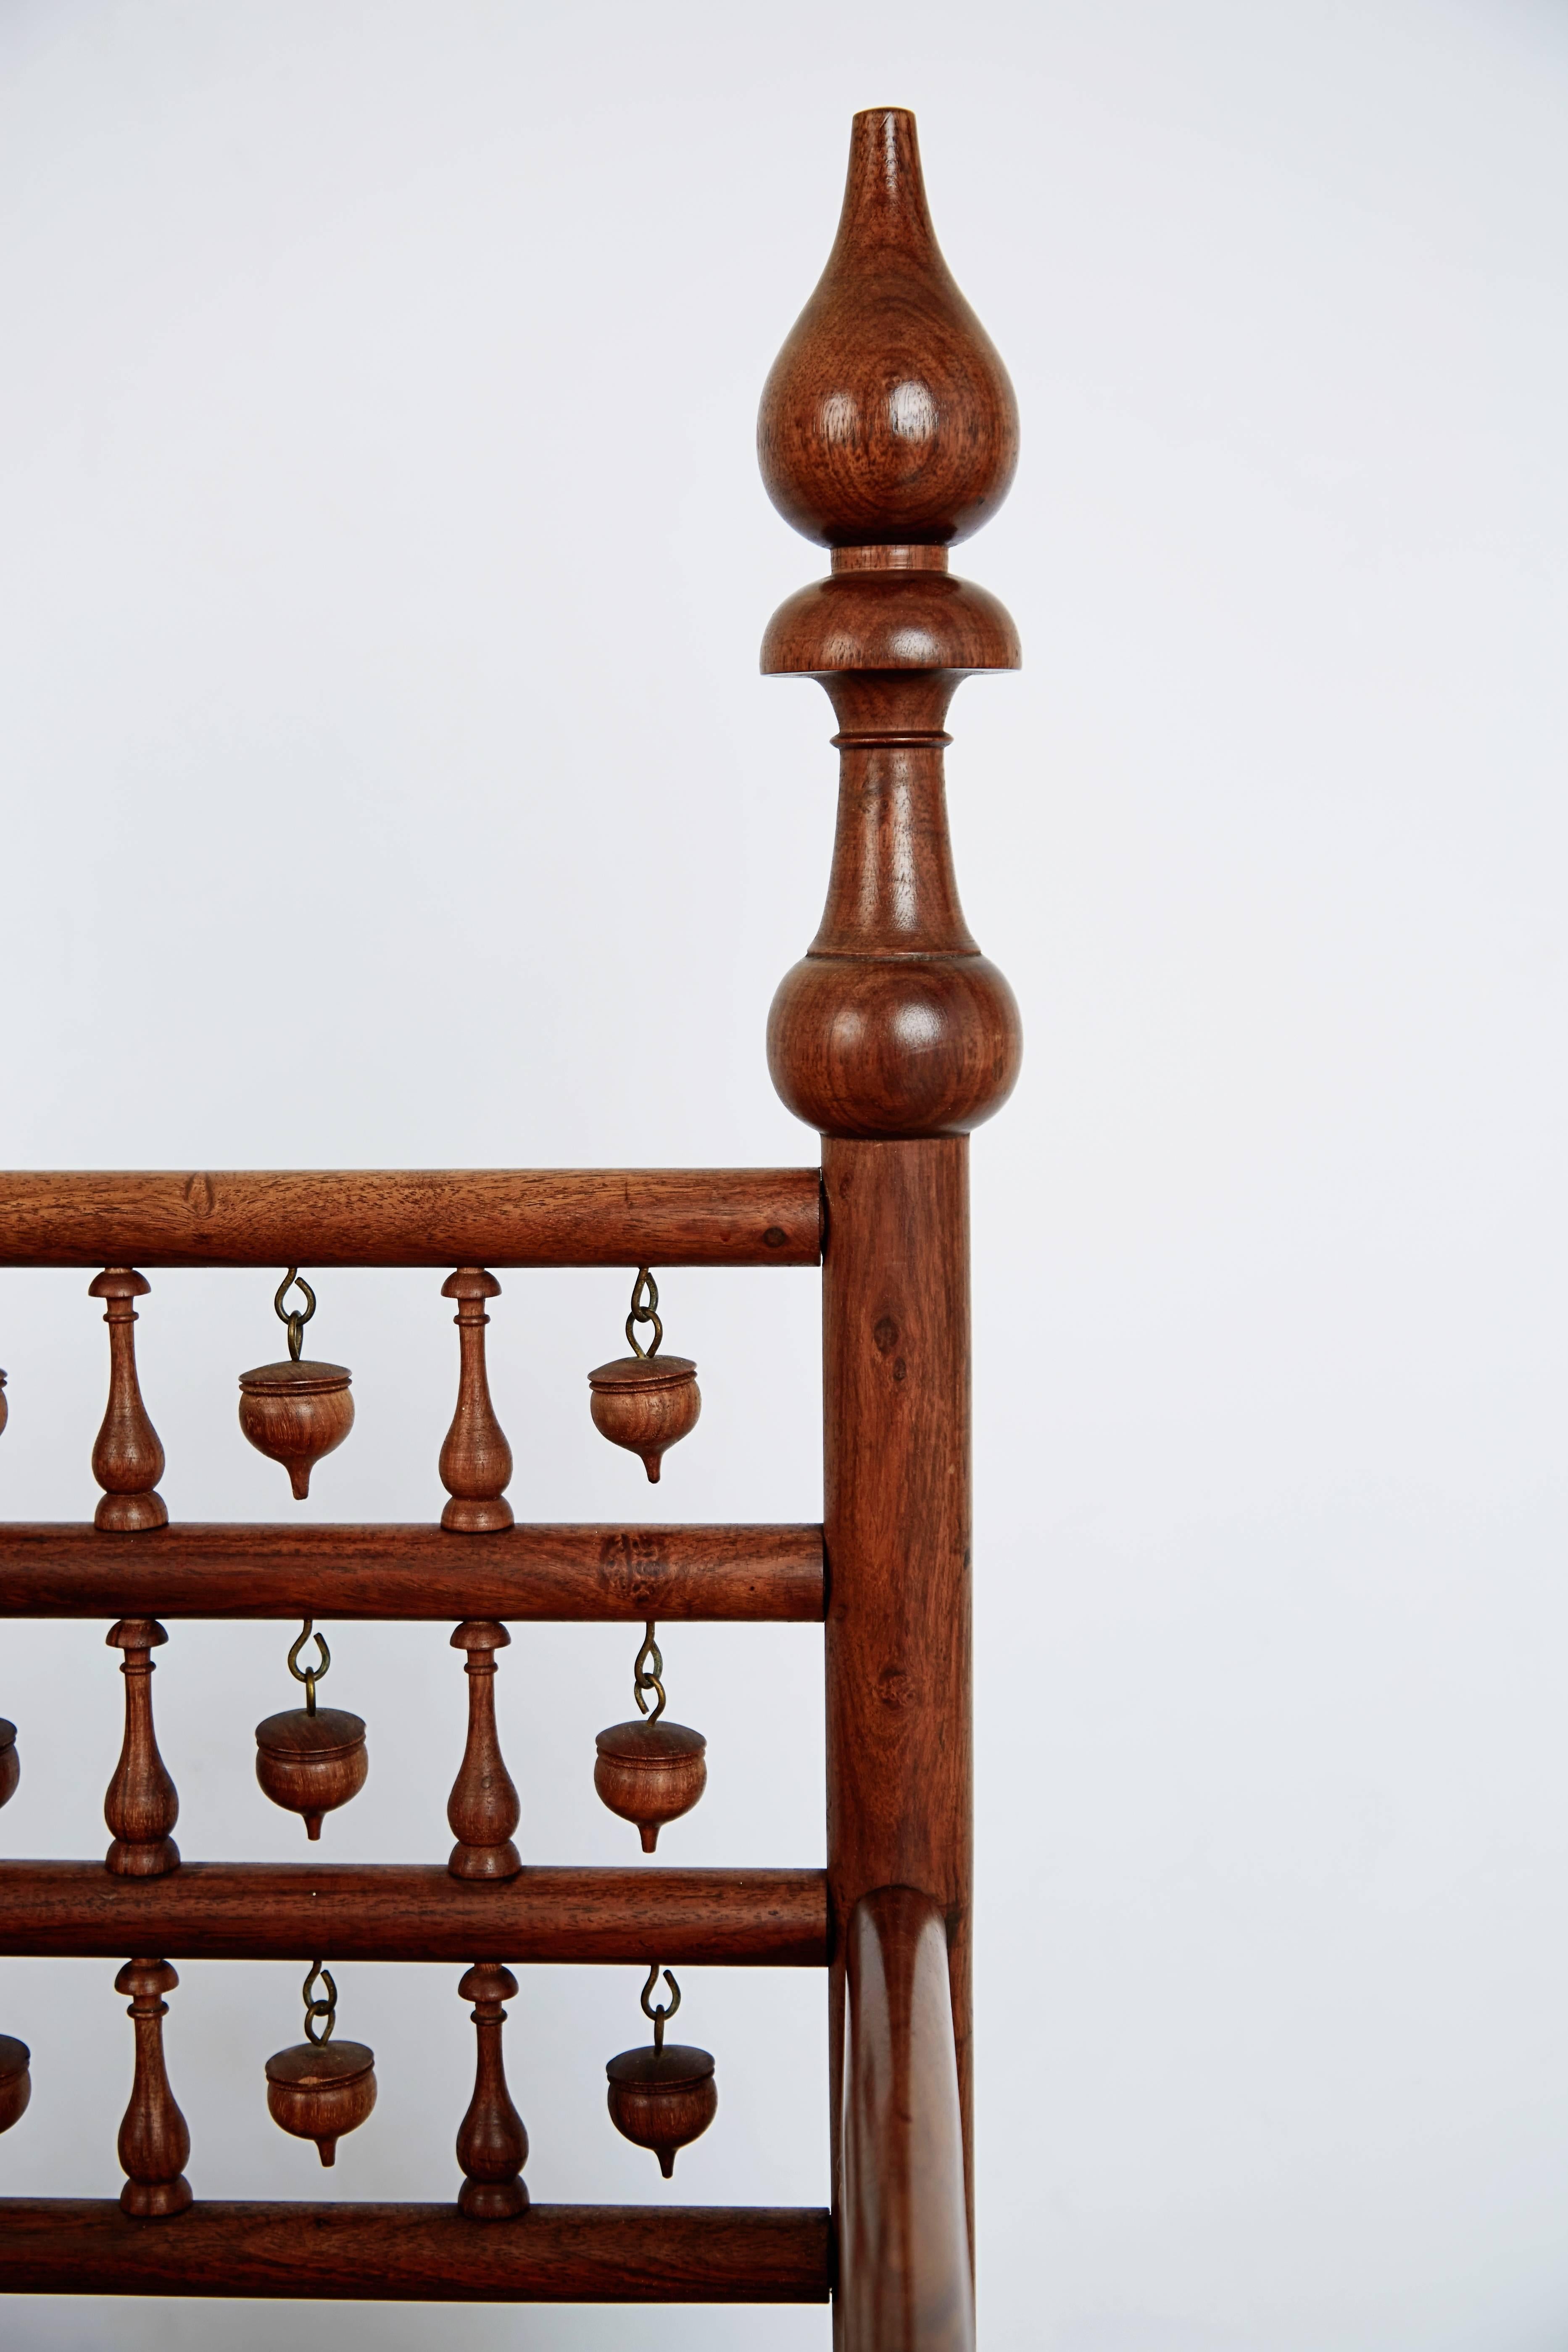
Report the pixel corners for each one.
[759,107,1022,2326]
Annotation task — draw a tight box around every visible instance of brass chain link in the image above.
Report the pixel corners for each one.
[633,1618,666,1723]
[302,1959,337,2045]
[625,1266,663,1360]
[274,1267,316,1364]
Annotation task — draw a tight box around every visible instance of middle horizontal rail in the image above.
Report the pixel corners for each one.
[0,1522,825,1620]
[0,1862,828,1964]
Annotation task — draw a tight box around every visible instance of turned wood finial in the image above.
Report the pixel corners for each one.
[439,1270,514,1531]
[456,1961,529,2220]
[89,1270,167,1531]
[759,106,1017,546]
[104,1619,179,1878]
[760,110,1022,1142]
[116,1957,192,2218]
[447,1621,522,1881]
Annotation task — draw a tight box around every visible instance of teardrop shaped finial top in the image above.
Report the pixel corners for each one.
[758,108,1019,548]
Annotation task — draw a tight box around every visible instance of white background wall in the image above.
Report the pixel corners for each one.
[1,1,1566,2344]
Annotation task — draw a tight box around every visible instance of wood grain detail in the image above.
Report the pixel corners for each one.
[0,1861,827,1965]
[0,1522,825,1620]
[0,1170,822,1267]
[0,2200,832,2301]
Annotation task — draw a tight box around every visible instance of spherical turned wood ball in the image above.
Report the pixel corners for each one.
[757,107,1017,548]
[606,2043,717,2179]
[768,949,1023,1140]
[587,1356,700,1483]
[593,1719,707,1853]
[264,2038,376,2167]
[0,1720,17,1812]
[237,1360,354,1500]
[255,1707,367,1840]
[0,2036,30,2136]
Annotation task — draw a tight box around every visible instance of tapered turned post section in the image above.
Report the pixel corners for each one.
[115,1958,192,2217]
[439,1270,514,1531]
[447,1621,522,1880]
[89,1270,167,1531]
[760,108,1022,2303]
[104,1618,180,1877]
[456,1962,529,2219]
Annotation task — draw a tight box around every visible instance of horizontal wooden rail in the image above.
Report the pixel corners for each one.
[0,1522,825,1620]
[0,2199,832,2302]
[0,1862,827,1965]
[0,1167,822,1267]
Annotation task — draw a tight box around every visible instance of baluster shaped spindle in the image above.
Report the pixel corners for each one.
[116,1958,192,2217]
[447,1622,521,1880]
[456,1962,528,2219]
[89,1270,167,1530]
[439,1269,514,1531]
[104,1619,179,1877]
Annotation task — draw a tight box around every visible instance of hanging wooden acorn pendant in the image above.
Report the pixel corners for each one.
[238,1270,354,1500]
[0,1720,16,1811]
[0,2037,30,2135]
[606,1967,716,2179]
[587,1268,699,1483]
[255,1621,367,1841]
[265,1962,375,2167]
[594,1622,706,1853]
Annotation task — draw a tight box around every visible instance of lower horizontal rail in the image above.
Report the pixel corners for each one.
[0,1522,825,1620]
[0,2199,833,2302]
[0,1862,827,1965]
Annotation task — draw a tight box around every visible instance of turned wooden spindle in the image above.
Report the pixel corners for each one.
[456,1962,529,2220]
[439,1270,514,1531]
[115,1958,192,2217]
[447,1621,522,1880]
[759,105,1023,2275]
[89,1270,167,1531]
[104,1619,179,1877]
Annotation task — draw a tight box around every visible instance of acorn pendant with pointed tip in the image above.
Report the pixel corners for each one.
[255,1705,367,1840]
[239,1269,353,1500]
[256,1622,367,1841]
[594,1719,706,1853]
[0,2037,30,2135]
[266,1964,375,2167]
[606,1967,715,2179]
[266,2036,376,2167]
[588,1268,699,1483]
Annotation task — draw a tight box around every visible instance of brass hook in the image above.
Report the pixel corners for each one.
[633,1619,666,1723]
[274,1267,316,1364]
[640,1962,680,2052]
[287,1617,331,1716]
